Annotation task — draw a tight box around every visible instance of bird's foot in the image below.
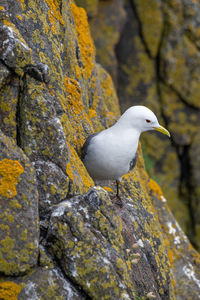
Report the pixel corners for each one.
[111,195,123,208]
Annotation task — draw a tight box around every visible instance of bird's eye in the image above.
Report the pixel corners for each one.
[146,119,151,123]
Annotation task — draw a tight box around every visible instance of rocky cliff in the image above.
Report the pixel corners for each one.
[0,0,200,299]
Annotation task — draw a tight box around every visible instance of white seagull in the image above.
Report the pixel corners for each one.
[82,106,170,205]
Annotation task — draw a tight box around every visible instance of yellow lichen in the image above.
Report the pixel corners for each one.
[148,178,163,201]
[64,77,82,107]
[66,162,74,182]
[66,143,93,194]
[88,108,97,119]
[48,9,57,35]
[16,15,23,21]
[1,236,15,253]
[0,282,21,300]
[63,76,94,150]
[103,186,114,193]
[0,159,24,198]
[70,2,95,79]
[45,0,65,27]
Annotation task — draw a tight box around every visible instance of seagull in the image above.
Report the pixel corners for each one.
[82,106,170,205]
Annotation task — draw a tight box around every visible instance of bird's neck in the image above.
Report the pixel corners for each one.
[111,121,141,139]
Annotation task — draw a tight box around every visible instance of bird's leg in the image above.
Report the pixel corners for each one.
[116,180,120,198]
[115,180,123,207]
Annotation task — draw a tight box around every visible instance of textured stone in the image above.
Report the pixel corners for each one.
[75,0,99,18]
[17,267,82,299]
[89,0,126,84]
[160,0,200,109]
[133,0,163,58]
[0,131,39,275]
[0,20,32,77]
[190,132,200,250]
[150,180,200,300]
[0,264,82,300]
[46,184,172,299]
[0,73,19,140]
[116,0,159,113]
[33,160,69,216]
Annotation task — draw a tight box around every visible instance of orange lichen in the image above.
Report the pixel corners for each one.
[103,186,114,193]
[64,76,93,149]
[70,2,95,79]
[0,159,24,198]
[89,108,97,119]
[0,281,21,300]
[16,15,23,21]
[3,20,12,26]
[66,143,93,193]
[48,10,57,34]
[45,0,65,27]
[75,65,82,80]
[168,249,174,265]
[64,77,82,107]
[66,162,74,181]
[148,178,163,201]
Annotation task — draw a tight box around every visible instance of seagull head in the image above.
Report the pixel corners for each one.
[118,105,170,137]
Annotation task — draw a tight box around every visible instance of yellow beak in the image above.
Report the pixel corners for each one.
[153,125,170,137]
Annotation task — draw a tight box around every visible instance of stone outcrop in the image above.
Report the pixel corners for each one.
[0,0,200,299]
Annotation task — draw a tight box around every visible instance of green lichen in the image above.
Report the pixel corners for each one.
[134,0,163,57]
[75,0,99,17]
[9,199,22,209]
[19,229,27,241]
[0,237,15,253]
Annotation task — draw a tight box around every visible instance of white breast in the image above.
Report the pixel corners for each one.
[83,126,140,181]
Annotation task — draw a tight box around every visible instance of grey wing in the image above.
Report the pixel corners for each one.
[81,132,99,161]
[129,153,137,171]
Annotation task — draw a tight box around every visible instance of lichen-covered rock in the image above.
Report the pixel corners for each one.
[75,0,99,18]
[0,265,82,300]
[158,0,200,246]
[190,132,200,250]
[116,0,159,113]
[150,179,200,300]
[1,0,200,298]
[17,267,82,299]
[133,0,163,58]
[88,0,126,84]
[46,184,172,299]
[0,19,33,77]
[0,131,39,275]
[160,0,200,109]
[0,73,19,140]
[33,160,69,216]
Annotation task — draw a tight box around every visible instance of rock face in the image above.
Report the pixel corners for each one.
[0,131,39,276]
[0,0,200,299]
[86,0,200,251]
